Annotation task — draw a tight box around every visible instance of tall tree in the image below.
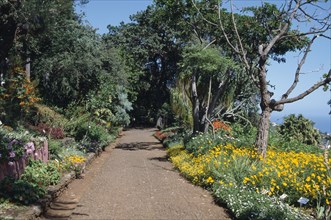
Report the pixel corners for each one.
[0,0,24,80]
[104,5,184,125]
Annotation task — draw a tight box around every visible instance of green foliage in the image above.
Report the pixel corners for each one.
[74,121,111,150]
[0,160,60,204]
[213,184,311,220]
[226,122,323,154]
[31,104,68,128]
[180,44,235,78]
[170,87,193,129]
[105,5,182,126]
[184,130,232,156]
[241,3,309,61]
[34,23,103,107]
[112,88,133,126]
[0,177,46,205]
[278,114,321,146]
[21,160,61,187]
[230,123,257,147]
[48,138,63,160]
[0,67,41,126]
[64,105,114,150]
[178,44,256,133]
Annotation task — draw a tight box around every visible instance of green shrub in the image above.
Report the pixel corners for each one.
[162,128,187,148]
[184,130,232,156]
[278,114,321,146]
[230,123,257,147]
[21,160,61,186]
[13,180,46,204]
[74,121,111,149]
[0,160,60,204]
[48,139,63,160]
[64,112,91,135]
[31,104,68,128]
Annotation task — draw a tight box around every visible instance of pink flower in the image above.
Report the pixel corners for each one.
[8,161,14,166]
[24,142,35,155]
[9,151,15,158]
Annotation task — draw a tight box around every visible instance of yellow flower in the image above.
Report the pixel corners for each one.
[243,177,250,184]
[206,176,214,183]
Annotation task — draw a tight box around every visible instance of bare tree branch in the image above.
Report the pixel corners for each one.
[229,0,249,68]
[191,0,217,27]
[216,1,240,54]
[263,0,301,56]
[280,27,331,40]
[281,35,317,99]
[320,34,331,40]
[217,0,259,86]
[203,39,216,50]
[276,69,331,105]
[297,4,331,25]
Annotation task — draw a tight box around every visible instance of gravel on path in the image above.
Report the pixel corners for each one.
[45,128,231,220]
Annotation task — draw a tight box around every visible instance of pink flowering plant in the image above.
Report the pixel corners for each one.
[0,125,44,164]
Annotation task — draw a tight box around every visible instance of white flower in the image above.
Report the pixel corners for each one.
[279,194,288,200]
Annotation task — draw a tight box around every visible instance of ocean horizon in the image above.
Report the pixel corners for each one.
[271,114,331,134]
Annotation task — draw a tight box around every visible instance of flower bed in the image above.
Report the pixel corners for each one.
[167,142,330,219]
[0,125,49,181]
[0,140,48,181]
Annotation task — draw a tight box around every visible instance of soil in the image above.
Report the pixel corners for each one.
[41,128,231,220]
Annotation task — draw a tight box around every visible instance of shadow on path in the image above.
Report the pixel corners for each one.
[148,156,169,162]
[115,142,162,151]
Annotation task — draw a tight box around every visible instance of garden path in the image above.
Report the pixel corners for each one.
[43,128,231,219]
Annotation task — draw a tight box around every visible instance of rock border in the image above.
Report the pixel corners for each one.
[14,152,97,220]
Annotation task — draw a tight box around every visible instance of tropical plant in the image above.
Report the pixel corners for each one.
[179,44,254,133]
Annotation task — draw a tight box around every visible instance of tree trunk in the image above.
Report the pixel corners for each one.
[192,72,200,134]
[255,108,272,158]
[202,77,212,133]
[25,56,30,80]
[203,79,227,133]
[255,51,272,158]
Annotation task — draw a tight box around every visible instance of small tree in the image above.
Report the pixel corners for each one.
[193,0,331,157]
[279,114,321,146]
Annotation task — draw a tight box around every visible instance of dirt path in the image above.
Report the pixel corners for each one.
[43,128,231,220]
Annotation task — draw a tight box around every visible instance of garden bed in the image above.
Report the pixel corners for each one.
[0,140,48,182]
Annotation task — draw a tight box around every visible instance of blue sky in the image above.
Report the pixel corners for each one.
[75,0,331,133]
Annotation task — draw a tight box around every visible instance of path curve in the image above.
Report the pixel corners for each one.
[46,128,231,220]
